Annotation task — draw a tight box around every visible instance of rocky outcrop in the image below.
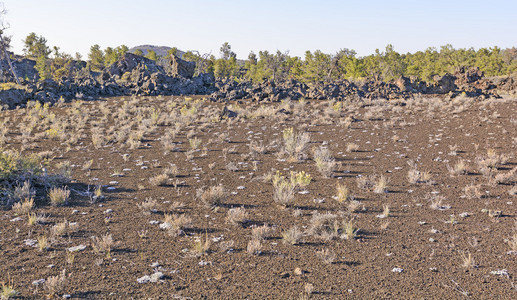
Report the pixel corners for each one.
[1,53,517,109]
[168,55,195,79]
[0,89,26,108]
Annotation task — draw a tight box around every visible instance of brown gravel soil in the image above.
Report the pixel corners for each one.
[1,95,517,299]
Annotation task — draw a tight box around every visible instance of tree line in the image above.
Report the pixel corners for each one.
[19,32,517,83]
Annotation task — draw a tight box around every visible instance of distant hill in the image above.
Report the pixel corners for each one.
[128,45,185,58]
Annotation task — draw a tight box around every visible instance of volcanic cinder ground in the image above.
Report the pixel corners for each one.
[1,95,517,299]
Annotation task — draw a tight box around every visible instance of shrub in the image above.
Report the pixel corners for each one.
[271,171,295,208]
[313,146,336,178]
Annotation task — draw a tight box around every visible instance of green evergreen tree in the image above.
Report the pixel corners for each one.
[88,44,104,71]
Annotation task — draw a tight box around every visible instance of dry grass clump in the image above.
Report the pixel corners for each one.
[335,183,350,203]
[509,185,517,196]
[316,248,336,264]
[271,171,295,208]
[459,251,476,268]
[163,213,192,236]
[505,233,517,251]
[279,127,310,161]
[226,207,249,226]
[428,194,449,210]
[149,173,169,186]
[27,213,48,226]
[251,225,272,241]
[11,197,34,215]
[247,238,262,255]
[463,184,483,199]
[48,186,70,206]
[346,142,359,153]
[373,175,388,193]
[356,175,376,190]
[348,200,363,213]
[407,161,434,184]
[491,167,517,185]
[341,219,359,240]
[37,235,49,251]
[44,269,67,299]
[197,185,228,208]
[91,233,116,259]
[192,235,211,256]
[308,212,339,241]
[447,159,468,176]
[313,146,336,178]
[50,220,78,240]
[137,197,158,214]
[282,226,303,245]
[0,274,17,299]
[475,149,510,169]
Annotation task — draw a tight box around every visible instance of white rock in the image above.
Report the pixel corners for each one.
[137,275,151,284]
[150,272,164,282]
[159,222,171,230]
[32,279,45,285]
[392,267,404,273]
[68,245,87,252]
[24,239,37,247]
[490,269,509,276]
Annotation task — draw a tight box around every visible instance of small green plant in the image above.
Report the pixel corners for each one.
[1,274,17,300]
[44,269,67,299]
[282,226,303,245]
[271,171,295,208]
[341,220,359,240]
[192,234,211,256]
[197,185,228,208]
[313,146,336,178]
[336,183,349,203]
[291,171,312,187]
[37,235,49,251]
[91,233,115,259]
[189,137,202,150]
[48,186,70,206]
[373,175,388,193]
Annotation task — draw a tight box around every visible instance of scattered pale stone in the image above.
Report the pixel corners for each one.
[159,222,171,230]
[392,267,403,273]
[150,271,164,282]
[68,245,87,252]
[32,279,45,285]
[137,275,151,284]
[237,186,245,190]
[459,212,469,218]
[490,269,509,276]
[103,209,113,214]
[149,220,160,225]
[10,217,23,222]
[24,239,37,247]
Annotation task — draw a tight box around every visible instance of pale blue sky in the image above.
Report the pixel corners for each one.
[2,0,516,59]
